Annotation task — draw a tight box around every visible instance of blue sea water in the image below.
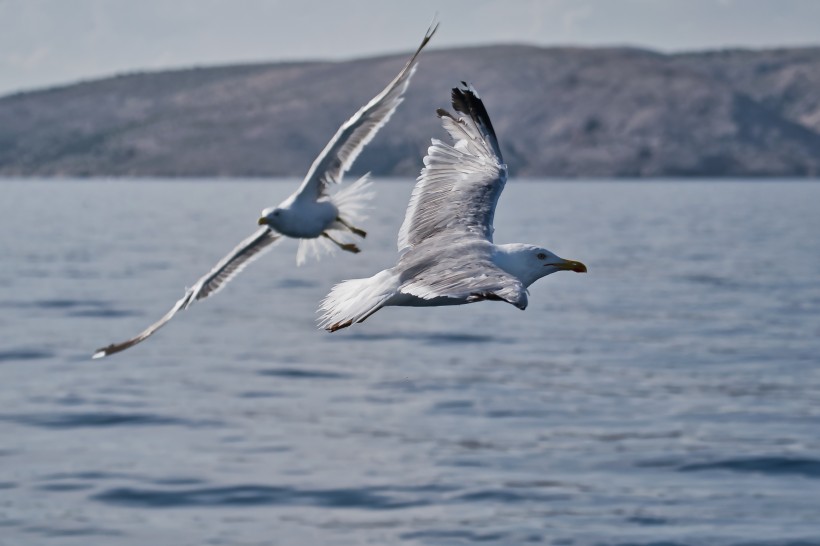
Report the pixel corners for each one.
[0,179,819,546]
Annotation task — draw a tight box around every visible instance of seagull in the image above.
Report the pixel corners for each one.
[93,22,438,359]
[319,83,587,332]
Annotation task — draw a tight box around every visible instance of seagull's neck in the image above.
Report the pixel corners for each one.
[493,244,540,287]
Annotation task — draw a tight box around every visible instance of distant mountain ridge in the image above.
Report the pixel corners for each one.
[2,44,820,177]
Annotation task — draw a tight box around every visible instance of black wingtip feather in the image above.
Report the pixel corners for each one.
[424,17,440,44]
[449,83,500,157]
[410,17,438,63]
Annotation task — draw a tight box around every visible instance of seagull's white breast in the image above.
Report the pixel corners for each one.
[271,199,338,238]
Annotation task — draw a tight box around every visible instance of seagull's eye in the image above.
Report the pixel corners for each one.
[537,253,546,260]
[273,211,279,216]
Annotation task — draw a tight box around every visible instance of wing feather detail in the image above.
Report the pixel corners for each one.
[397,84,507,253]
[92,228,281,358]
[390,85,524,308]
[295,21,437,200]
[396,236,527,309]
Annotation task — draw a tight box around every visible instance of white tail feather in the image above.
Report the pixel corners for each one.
[332,173,374,225]
[296,174,375,266]
[318,269,398,331]
[296,234,337,266]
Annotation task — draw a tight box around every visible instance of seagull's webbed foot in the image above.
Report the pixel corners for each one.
[336,217,367,238]
[322,232,361,254]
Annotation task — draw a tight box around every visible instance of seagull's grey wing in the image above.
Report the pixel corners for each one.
[294,21,437,201]
[188,227,282,301]
[92,228,281,359]
[397,83,507,253]
[396,235,528,309]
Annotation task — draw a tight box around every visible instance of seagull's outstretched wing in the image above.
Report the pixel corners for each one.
[93,228,281,359]
[393,84,521,306]
[294,21,438,201]
[397,83,507,253]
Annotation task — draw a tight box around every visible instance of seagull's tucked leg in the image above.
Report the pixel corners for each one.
[336,217,367,238]
[322,232,360,254]
[329,173,374,239]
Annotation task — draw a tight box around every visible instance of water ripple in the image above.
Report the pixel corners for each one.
[91,484,434,509]
[679,456,820,478]
[0,298,136,319]
[730,542,820,546]
[275,278,318,289]
[238,390,289,399]
[606,542,691,546]
[400,529,507,542]
[340,331,501,345]
[43,471,139,481]
[0,412,219,429]
[679,273,745,290]
[454,488,569,504]
[36,483,95,492]
[23,525,123,538]
[17,299,108,310]
[67,308,139,318]
[0,348,55,362]
[257,368,350,379]
[626,515,669,526]
[151,477,208,486]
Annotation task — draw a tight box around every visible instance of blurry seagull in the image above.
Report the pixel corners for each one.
[93,22,438,358]
[319,83,586,332]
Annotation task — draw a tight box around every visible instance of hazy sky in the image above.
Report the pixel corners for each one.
[2,0,820,96]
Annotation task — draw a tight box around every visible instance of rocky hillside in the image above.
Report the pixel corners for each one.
[2,45,819,177]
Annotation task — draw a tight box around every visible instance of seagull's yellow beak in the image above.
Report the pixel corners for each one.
[258,217,268,226]
[548,259,587,273]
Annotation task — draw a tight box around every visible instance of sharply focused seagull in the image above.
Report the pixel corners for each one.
[319,83,587,332]
[93,22,438,359]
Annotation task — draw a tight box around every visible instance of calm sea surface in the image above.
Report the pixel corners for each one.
[1,179,819,546]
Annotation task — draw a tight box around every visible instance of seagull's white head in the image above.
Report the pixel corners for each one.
[496,243,587,287]
[258,206,285,230]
